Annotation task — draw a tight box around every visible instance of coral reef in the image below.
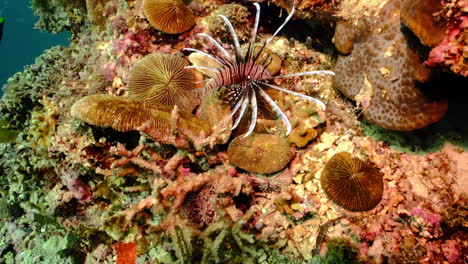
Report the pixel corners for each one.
[71,94,210,148]
[426,0,468,77]
[187,2,333,137]
[0,119,19,143]
[31,0,86,35]
[400,0,447,47]
[0,0,466,263]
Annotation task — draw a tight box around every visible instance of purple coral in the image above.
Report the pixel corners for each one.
[61,169,92,203]
[410,207,442,227]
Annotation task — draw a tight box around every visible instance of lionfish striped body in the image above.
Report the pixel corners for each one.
[186,3,334,137]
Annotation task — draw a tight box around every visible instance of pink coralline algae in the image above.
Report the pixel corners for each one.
[409,207,443,238]
[101,61,117,82]
[441,240,462,264]
[61,169,93,203]
[111,30,154,57]
[426,0,468,76]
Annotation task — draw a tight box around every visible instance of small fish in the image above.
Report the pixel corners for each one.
[0,17,4,42]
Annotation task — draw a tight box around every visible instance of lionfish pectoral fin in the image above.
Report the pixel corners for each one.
[255,83,292,135]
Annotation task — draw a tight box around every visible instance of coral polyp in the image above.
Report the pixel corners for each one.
[320,152,384,212]
[143,0,195,34]
[185,3,334,137]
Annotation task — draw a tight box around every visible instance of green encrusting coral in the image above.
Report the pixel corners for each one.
[0,119,19,143]
[30,0,86,36]
[0,141,84,263]
[1,45,86,129]
[310,238,361,264]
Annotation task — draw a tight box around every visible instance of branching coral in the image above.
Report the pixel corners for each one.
[333,0,448,131]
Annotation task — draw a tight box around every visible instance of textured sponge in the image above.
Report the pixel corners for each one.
[333,0,447,131]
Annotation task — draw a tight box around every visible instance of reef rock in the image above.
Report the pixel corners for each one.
[333,0,448,131]
[400,0,447,47]
[426,0,468,77]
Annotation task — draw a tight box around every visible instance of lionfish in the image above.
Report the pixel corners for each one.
[185,3,334,137]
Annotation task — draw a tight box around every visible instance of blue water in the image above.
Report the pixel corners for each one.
[0,0,70,93]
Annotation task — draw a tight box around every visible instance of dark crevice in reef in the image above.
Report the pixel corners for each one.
[401,24,432,62]
[253,3,336,53]
[90,126,141,149]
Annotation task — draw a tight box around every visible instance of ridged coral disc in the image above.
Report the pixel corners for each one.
[70,94,209,135]
[320,152,383,212]
[143,0,195,34]
[127,53,197,111]
[227,133,292,174]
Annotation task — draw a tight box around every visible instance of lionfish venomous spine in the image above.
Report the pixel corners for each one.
[185,3,334,137]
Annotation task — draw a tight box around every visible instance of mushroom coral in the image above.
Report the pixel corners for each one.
[127,53,198,111]
[320,152,383,212]
[227,133,292,174]
[333,0,448,131]
[71,94,209,137]
[142,0,195,34]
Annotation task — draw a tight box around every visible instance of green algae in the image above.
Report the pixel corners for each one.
[310,237,361,264]
[30,0,86,35]
[0,119,19,143]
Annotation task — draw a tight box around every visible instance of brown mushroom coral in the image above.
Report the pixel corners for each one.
[227,133,292,174]
[127,53,198,111]
[320,152,383,212]
[71,94,209,137]
[142,0,195,34]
